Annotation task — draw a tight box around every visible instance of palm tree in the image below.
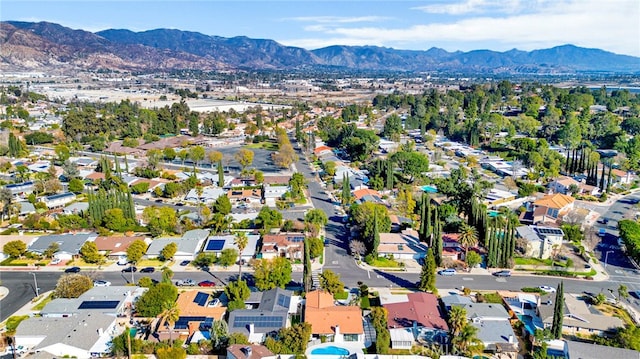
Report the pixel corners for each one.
[447,306,468,337]
[234,231,248,279]
[458,224,478,265]
[159,302,180,347]
[0,188,12,221]
[451,322,482,356]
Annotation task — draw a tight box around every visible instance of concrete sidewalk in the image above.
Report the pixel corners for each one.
[0,290,53,325]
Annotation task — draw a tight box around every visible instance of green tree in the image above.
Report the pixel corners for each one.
[53,274,93,298]
[351,202,391,254]
[43,242,60,259]
[451,322,483,356]
[289,172,305,200]
[188,145,206,170]
[160,242,178,261]
[418,249,437,294]
[228,332,250,345]
[235,148,254,172]
[156,346,186,359]
[103,208,128,231]
[219,248,238,267]
[213,195,232,215]
[126,239,148,264]
[459,223,479,264]
[135,282,178,317]
[308,237,324,258]
[234,231,248,278]
[255,206,282,231]
[217,160,224,187]
[54,143,71,162]
[465,251,482,269]
[79,241,102,263]
[68,178,84,193]
[447,306,468,337]
[389,150,429,183]
[323,161,336,177]
[551,281,564,339]
[163,147,177,161]
[303,238,312,293]
[304,208,328,237]
[382,114,403,139]
[159,301,180,346]
[225,279,250,312]
[161,267,174,284]
[319,269,344,295]
[130,182,150,194]
[253,257,292,290]
[3,240,26,258]
[618,284,629,302]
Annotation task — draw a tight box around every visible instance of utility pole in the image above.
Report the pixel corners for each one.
[30,272,39,297]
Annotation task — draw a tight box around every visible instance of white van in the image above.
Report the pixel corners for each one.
[117,256,129,266]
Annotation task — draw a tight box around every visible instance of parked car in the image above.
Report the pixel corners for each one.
[179,260,191,266]
[117,256,129,266]
[198,280,216,287]
[493,270,512,277]
[50,258,61,265]
[121,266,137,273]
[438,269,456,276]
[140,267,155,273]
[65,266,81,273]
[176,279,196,286]
[93,280,111,287]
[538,285,556,293]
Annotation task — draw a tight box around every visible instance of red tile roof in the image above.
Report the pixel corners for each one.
[384,292,449,331]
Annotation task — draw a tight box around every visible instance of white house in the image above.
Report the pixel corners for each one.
[515,225,564,259]
[263,184,289,206]
[40,192,76,209]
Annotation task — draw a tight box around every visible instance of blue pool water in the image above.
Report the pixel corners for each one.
[129,328,137,337]
[311,346,350,355]
[547,348,566,358]
[518,314,537,335]
[421,185,438,193]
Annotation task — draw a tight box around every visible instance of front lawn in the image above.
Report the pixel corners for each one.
[366,256,402,268]
[32,293,55,311]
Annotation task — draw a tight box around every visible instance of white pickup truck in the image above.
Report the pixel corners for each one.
[175,279,196,286]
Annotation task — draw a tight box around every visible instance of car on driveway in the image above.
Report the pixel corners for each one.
[50,258,61,265]
[140,267,155,273]
[180,260,191,266]
[198,280,216,287]
[93,280,111,287]
[176,279,196,286]
[539,285,556,293]
[493,270,512,277]
[121,266,137,273]
[438,269,456,276]
[65,266,81,273]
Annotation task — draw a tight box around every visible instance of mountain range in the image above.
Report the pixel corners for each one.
[1,21,638,74]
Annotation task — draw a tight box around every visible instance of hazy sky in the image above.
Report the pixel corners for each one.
[2,0,640,57]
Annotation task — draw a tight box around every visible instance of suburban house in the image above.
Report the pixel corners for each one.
[228,188,263,205]
[611,169,633,185]
[353,188,384,205]
[203,234,260,262]
[529,193,575,224]
[93,236,143,259]
[262,175,291,186]
[260,233,305,260]
[40,192,77,209]
[515,225,565,259]
[184,187,226,203]
[154,290,227,343]
[227,345,274,359]
[228,288,296,343]
[14,312,122,359]
[63,202,89,215]
[263,184,289,206]
[377,229,427,260]
[483,188,517,207]
[304,290,365,345]
[538,293,624,336]
[40,286,147,318]
[383,292,449,349]
[313,145,333,157]
[4,181,34,197]
[145,229,210,261]
[441,294,473,311]
[548,176,580,195]
[564,340,640,359]
[456,303,518,353]
[28,232,98,260]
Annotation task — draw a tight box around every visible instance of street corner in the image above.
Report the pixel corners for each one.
[0,286,8,300]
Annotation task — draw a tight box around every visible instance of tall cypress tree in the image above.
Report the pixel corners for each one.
[303,238,312,293]
[606,161,613,194]
[419,194,427,243]
[434,220,443,267]
[551,281,564,339]
[418,248,437,294]
[217,160,224,187]
[372,210,380,258]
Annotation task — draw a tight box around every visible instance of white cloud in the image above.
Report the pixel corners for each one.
[281,0,640,56]
[413,0,523,15]
[284,15,391,24]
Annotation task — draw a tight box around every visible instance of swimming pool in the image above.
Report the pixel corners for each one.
[310,346,350,355]
[421,185,438,193]
[518,314,537,335]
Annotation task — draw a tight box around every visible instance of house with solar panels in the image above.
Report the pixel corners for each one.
[260,233,305,260]
[40,192,76,209]
[39,286,147,318]
[203,234,260,262]
[153,290,227,343]
[515,225,564,259]
[228,287,298,343]
[4,181,34,197]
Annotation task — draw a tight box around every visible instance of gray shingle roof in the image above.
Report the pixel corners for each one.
[16,312,116,351]
[566,340,640,359]
[461,303,511,320]
[28,233,97,255]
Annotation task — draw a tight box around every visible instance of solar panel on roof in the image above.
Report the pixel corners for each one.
[291,236,304,242]
[277,294,291,308]
[205,239,225,251]
[201,317,214,330]
[174,316,207,329]
[233,315,284,328]
[78,300,119,310]
[193,292,209,307]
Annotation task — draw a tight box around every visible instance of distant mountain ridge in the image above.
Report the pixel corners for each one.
[1,21,638,73]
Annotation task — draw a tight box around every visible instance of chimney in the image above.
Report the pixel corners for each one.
[241,346,252,359]
[335,325,340,336]
[248,323,255,335]
[508,335,514,344]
